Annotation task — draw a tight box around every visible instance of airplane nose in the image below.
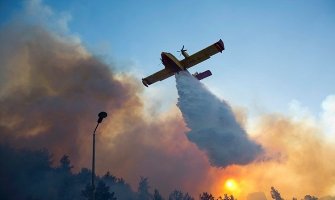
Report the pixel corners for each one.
[161,52,167,58]
[161,52,168,64]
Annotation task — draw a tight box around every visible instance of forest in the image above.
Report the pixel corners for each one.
[0,144,325,200]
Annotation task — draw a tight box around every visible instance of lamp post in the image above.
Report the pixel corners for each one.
[92,112,107,200]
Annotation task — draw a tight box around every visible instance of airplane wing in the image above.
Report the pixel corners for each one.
[142,68,175,87]
[180,39,224,69]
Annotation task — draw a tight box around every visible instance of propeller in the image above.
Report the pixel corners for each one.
[177,45,187,56]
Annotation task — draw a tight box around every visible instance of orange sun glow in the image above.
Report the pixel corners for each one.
[225,179,238,191]
[223,178,241,197]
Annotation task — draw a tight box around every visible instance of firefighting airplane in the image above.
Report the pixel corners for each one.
[142,39,224,87]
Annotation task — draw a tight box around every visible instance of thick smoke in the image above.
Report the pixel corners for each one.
[236,113,335,198]
[176,71,263,167]
[0,1,212,196]
[0,23,137,164]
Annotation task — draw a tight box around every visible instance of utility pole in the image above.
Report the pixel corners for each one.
[92,112,108,200]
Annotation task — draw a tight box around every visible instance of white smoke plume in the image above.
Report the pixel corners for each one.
[176,71,263,167]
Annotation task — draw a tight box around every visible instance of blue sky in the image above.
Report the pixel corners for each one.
[2,0,335,115]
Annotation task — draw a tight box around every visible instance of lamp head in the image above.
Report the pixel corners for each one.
[97,112,108,123]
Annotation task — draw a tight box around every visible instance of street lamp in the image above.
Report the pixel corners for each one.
[92,111,108,200]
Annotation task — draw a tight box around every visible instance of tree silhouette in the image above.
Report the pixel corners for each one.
[153,189,164,200]
[82,181,116,200]
[57,155,76,200]
[103,172,118,183]
[183,193,194,200]
[2,143,328,200]
[76,168,92,183]
[0,145,53,199]
[168,190,194,200]
[169,190,183,200]
[199,192,215,200]
[101,171,136,199]
[270,187,284,200]
[137,177,152,200]
[217,194,236,200]
[58,155,73,172]
[96,181,117,200]
[303,195,318,200]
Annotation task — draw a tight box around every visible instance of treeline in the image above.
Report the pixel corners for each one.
[0,144,132,200]
[0,144,236,200]
[270,187,320,200]
[0,144,327,200]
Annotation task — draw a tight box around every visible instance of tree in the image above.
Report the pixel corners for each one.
[270,187,283,200]
[168,190,194,200]
[183,193,194,200]
[199,192,215,200]
[58,155,73,172]
[218,194,236,200]
[153,189,164,200]
[57,177,75,200]
[169,190,183,200]
[137,177,152,200]
[95,181,117,200]
[103,172,118,183]
[303,195,318,200]
[82,181,116,200]
[57,155,75,200]
[100,171,137,200]
[76,168,92,183]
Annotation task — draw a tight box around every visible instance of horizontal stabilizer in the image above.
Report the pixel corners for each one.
[193,70,212,80]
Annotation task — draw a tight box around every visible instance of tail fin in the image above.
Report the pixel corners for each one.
[193,70,212,80]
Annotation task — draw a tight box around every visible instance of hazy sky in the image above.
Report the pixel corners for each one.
[2,0,334,116]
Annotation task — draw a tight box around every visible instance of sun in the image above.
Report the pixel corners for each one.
[214,178,242,199]
[224,179,239,192]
